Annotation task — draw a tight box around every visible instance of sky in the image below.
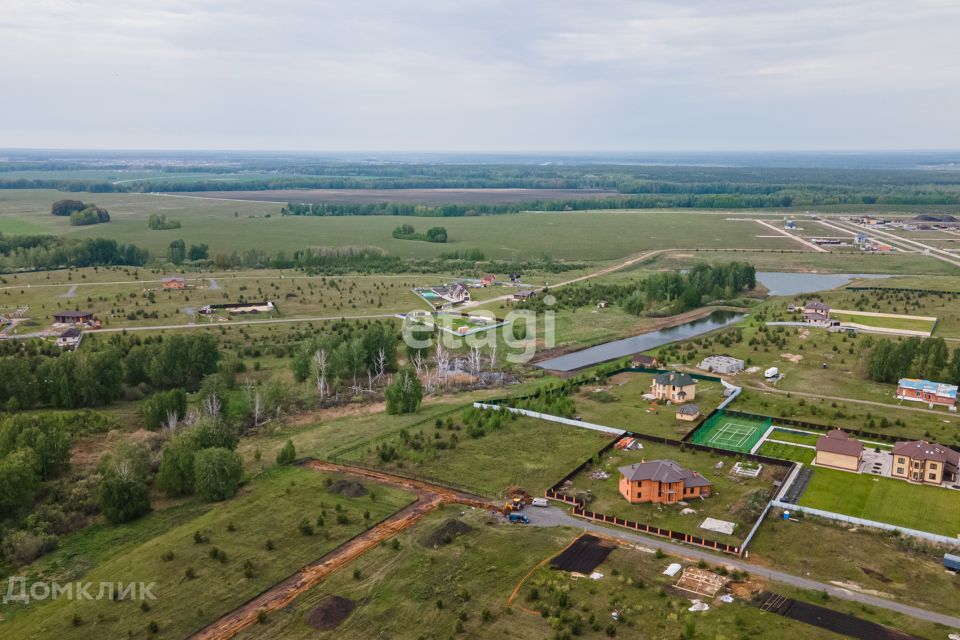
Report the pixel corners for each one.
[1,0,959,151]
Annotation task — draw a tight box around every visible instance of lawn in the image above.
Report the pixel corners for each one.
[750,508,960,618]
[1,465,416,640]
[830,311,936,334]
[570,371,725,440]
[798,466,960,537]
[757,441,816,464]
[346,413,614,496]
[563,440,787,545]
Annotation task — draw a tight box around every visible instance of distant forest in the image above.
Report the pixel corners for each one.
[3,161,960,210]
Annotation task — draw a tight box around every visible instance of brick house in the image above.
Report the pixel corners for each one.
[618,459,712,505]
[896,378,958,409]
[162,276,186,290]
[891,440,959,485]
[814,429,863,472]
[650,372,697,403]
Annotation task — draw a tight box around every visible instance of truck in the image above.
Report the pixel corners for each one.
[508,513,530,524]
[531,497,549,507]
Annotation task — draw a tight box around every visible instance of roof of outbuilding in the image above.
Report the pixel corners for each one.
[815,429,864,457]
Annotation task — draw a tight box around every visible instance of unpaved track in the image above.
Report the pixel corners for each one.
[189,460,492,640]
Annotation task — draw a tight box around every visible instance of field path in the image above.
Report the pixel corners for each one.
[461,248,670,310]
[189,460,493,640]
[753,219,828,252]
[746,381,955,417]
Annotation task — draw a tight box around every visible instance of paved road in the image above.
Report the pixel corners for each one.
[524,506,960,630]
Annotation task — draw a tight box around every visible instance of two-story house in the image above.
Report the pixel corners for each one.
[650,372,697,403]
[891,440,959,485]
[618,459,712,505]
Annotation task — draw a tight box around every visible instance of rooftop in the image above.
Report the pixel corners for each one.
[653,371,696,387]
[897,378,959,400]
[815,429,864,457]
[892,440,960,466]
[618,459,711,488]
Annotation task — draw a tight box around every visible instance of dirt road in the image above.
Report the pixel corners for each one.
[189,460,492,640]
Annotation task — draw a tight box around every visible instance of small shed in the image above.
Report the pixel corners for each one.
[676,404,700,421]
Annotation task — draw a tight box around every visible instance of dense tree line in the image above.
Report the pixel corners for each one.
[0,333,219,410]
[0,234,148,272]
[864,336,960,385]
[520,262,756,316]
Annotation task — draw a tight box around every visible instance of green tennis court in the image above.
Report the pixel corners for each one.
[692,411,772,453]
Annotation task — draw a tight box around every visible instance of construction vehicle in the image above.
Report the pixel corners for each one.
[508,513,530,524]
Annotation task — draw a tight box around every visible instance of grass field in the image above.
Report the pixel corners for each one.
[564,440,786,545]
[798,466,960,537]
[0,190,810,259]
[571,372,725,439]
[1,465,416,639]
[750,509,960,619]
[830,311,936,334]
[347,413,614,495]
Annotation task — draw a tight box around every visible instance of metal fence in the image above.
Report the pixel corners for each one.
[770,501,960,547]
[473,402,626,435]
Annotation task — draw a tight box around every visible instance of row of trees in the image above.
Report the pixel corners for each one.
[864,336,960,385]
[520,262,756,316]
[0,235,148,272]
[0,333,220,410]
[166,239,209,264]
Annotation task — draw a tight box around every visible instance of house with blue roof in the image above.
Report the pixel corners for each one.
[896,378,958,410]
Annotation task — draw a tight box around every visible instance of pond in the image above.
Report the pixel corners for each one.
[756,272,890,297]
[535,310,746,372]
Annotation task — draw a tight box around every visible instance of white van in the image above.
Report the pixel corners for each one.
[531,497,549,507]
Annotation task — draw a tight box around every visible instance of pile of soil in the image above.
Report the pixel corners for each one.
[305,596,356,630]
[422,519,473,548]
[327,479,368,497]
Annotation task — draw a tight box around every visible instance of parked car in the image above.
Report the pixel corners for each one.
[508,513,530,524]
[531,497,549,507]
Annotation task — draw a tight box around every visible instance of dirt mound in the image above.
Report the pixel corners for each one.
[327,479,368,497]
[422,518,473,548]
[305,596,356,630]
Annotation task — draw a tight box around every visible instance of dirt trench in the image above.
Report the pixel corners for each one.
[189,460,492,640]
